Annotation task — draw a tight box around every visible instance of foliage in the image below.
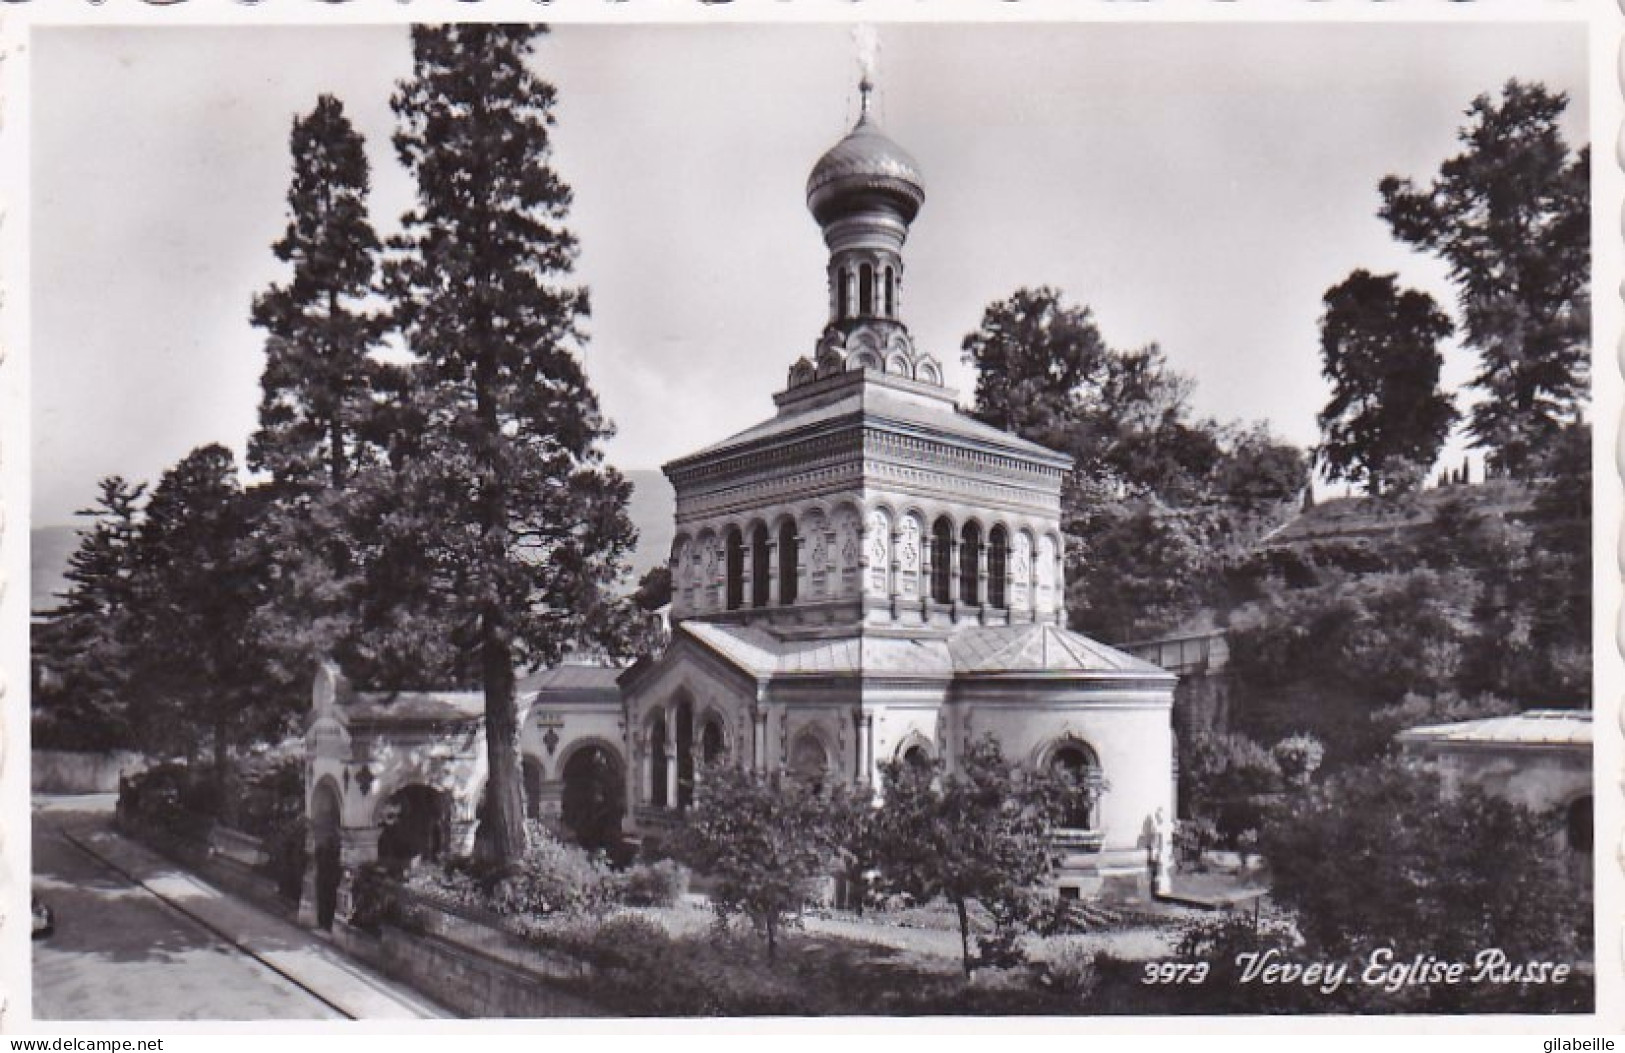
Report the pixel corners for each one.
[620,859,691,908]
[32,477,148,750]
[1259,759,1592,984]
[37,449,294,769]
[1269,734,1324,790]
[669,763,852,959]
[383,24,642,868]
[869,735,1079,975]
[249,94,389,493]
[488,824,624,918]
[1367,690,1517,746]
[1178,730,1282,849]
[960,286,1307,641]
[1380,81,1589,477]
[1316,270,1456,496]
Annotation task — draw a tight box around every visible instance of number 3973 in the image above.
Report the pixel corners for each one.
[1141,962,1209,985]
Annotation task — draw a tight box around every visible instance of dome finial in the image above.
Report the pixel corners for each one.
[859,76,874,120]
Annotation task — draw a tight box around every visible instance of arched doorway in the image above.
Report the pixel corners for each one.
[1049,740,1102,831]
[376,784,450,873]
[561,744,626,854]
[310,779,342,930]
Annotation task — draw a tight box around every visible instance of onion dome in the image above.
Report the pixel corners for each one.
[806,87,925,227]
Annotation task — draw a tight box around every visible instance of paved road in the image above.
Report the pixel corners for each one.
[32,796,445,1022]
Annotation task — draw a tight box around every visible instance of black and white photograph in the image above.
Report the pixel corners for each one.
[4,5,1616,1030]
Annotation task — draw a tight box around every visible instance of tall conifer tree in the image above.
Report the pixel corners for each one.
[250,94,386,492]
[386,25,638,867]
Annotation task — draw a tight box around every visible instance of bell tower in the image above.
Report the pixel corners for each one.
[792,79,943,388]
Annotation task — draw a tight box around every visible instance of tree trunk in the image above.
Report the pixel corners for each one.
[477,628,528,871]
[956,898,973,976]
[766,916,778,962]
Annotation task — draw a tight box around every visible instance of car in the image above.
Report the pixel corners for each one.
[31,896,54,940]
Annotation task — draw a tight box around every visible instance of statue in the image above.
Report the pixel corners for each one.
[1150,806,1175,897]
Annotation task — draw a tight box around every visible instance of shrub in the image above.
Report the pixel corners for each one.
[1037,942,1101,1001]
[1270,734,1324,789]
[347,862,399,933]
[621,859,690,908]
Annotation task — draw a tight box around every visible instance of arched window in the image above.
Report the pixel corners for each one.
[859,263,874,316]
[725,528,744,611]
[884,267,895,317]
[837,268,851,319]
[1049,741,1102,830]
[790,732,830,791]
[778,520,798,605]
[649,714,669,809]
[931,517,953,604]
[676,699,695,810]
[959,522,982,606]
[701,718,726,766]
[751,523,771,608]
[988,526,1009,610]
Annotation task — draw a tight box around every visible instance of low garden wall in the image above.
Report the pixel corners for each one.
[115,812,294,922]
[331,918,602,1018]
[33,750,145,794]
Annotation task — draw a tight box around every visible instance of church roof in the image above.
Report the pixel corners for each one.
[519,663,623,706]
[677,620,1172,681]
[669,371,1070,472]
[343,690,485,727]
[1397,709,1592,750]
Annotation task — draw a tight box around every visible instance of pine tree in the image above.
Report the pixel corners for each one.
[134,446,283,783]
[31,477,147,750]
[385,25,639,868]
[250,94,387,492]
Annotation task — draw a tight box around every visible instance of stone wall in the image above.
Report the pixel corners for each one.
[332,913,602,1018]
[32,750,145,794]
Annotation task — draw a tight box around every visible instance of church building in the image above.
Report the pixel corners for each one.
[618,82,1177,899]
[302,81,1178,906]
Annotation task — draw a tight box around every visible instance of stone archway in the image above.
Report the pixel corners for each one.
[375,784,450,873]
[561,743,626,854]
[309,777,343,930]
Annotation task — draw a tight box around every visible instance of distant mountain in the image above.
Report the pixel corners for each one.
[27,473,676,614]
[31,524,79,614]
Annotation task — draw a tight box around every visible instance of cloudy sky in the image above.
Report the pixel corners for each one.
[30,18,1590,526]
